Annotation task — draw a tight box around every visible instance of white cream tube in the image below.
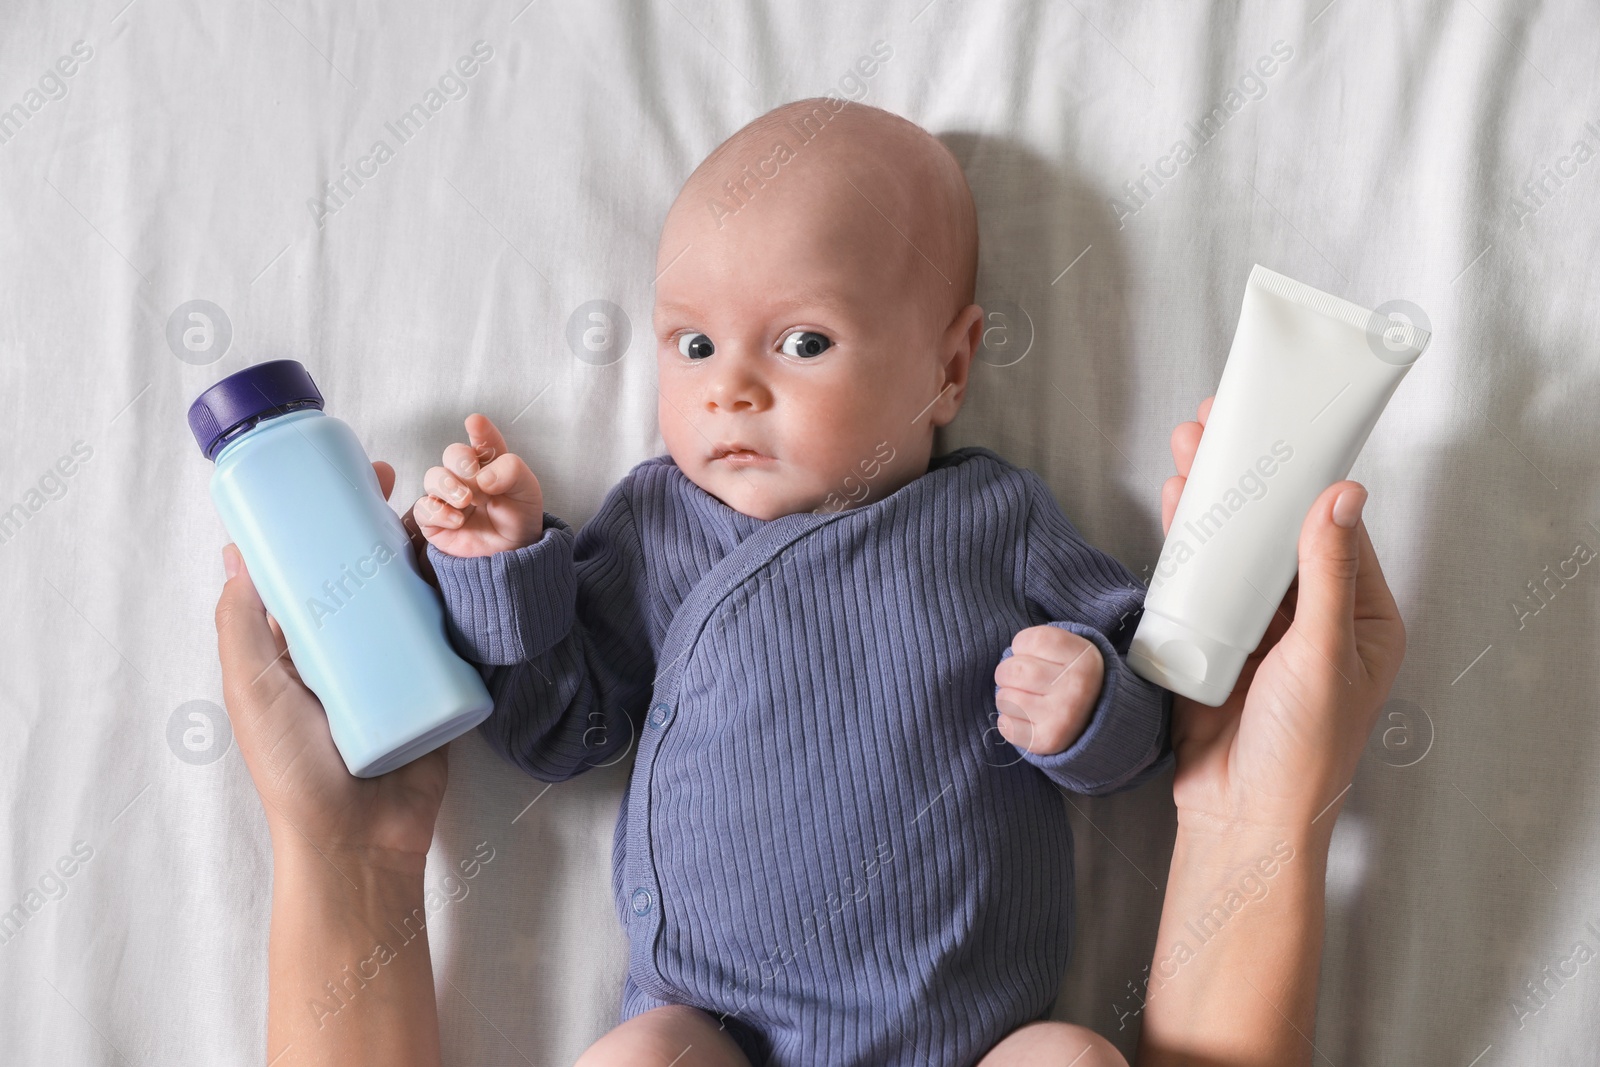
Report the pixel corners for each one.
[1128,265,1429,706]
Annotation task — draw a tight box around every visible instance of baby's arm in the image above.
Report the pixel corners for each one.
[416,416,653,781]
[992,469,1173,796]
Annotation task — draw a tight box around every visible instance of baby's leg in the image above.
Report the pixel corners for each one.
[574,1005,751,1067]
[977,1020,1128,1066]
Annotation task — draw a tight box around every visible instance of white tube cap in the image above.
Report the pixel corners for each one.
[1127,609,1250,708]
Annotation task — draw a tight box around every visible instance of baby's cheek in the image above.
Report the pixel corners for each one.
[656,404,698,466]
[795,439,871,504]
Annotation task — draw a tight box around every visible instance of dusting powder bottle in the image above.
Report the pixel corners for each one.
[188,359,492,776]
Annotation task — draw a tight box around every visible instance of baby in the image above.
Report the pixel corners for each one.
[412,100,1171,1066]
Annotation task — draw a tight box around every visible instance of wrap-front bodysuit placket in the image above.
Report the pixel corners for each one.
[618,508,846,1003]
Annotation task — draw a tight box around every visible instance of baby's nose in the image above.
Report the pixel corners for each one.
[708,389,761,412]
[704,354,771,412]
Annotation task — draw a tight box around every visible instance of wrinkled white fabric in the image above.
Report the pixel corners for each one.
[1,1,1596,1064]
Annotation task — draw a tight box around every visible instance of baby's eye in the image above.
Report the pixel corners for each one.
[677,332,715,360]
[780,330,832,358]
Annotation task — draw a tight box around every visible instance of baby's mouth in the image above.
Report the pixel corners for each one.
[713,451,774,467]
[710,443,774,466]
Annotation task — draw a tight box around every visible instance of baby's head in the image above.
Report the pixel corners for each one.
[654,100,982,520]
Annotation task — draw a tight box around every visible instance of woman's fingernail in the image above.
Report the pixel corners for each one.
[1333,486,1366,529]
[223,544,239,579]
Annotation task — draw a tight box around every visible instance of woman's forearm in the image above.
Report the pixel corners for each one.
[1136,817,1332,1067]
[267,836,442,1067]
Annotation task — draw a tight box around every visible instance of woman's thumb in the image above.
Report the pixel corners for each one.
[1289,481,1367,657]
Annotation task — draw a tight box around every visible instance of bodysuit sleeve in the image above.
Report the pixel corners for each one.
[1000,469,1174,796]
[427,475,654,782]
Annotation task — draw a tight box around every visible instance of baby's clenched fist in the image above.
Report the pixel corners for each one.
[992,624,1106,756]
[414,413,544,558]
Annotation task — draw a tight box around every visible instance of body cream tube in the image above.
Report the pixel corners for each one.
[1128,265,1430,706]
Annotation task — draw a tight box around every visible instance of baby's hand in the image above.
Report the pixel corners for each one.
[414,414,544,558]
[993,625,1106,756]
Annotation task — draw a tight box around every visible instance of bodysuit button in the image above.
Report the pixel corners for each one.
[631,887,654,915]
[650,702,672,726]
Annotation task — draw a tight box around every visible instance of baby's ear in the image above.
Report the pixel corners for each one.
[930,303,984,426]
[949,301,985,356]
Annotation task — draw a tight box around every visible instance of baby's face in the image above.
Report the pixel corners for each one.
[653,165,973,521]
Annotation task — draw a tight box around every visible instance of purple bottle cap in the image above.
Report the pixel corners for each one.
[187,359,324,460]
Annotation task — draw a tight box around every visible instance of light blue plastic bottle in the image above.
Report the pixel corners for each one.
[188,359,492,777]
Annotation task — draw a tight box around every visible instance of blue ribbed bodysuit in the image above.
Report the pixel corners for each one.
[429,446,1172,1066]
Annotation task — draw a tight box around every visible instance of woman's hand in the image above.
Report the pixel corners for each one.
[214,460,449,1066]
[1160,396,1407,836]
[1135,397,1408,1067]
[214,460,448,871]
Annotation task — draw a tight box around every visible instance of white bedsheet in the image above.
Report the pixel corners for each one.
[3,0,1598,1063]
